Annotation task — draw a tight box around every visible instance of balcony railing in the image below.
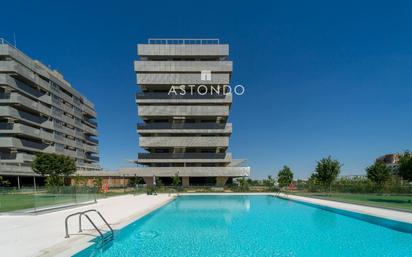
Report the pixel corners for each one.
[0,123,14,130]
[137,123,228,130]
[19,110,47,124]
[20,138,48,150]
[138,153,228,159]
[85,136,99,144]
[148,38,220,45]
[84,119,98,127]
[0,92,11,99]
[0,153,17,160]
[85,154,99,162]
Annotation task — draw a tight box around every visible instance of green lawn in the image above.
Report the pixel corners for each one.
[294,192,412,212]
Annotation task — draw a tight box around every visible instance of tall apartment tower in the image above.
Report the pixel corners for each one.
[0,39,99,182]
[127,38,250,186]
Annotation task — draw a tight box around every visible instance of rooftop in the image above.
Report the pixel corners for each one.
[0,37,94,105]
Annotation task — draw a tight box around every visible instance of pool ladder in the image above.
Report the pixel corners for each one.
[64,209,114,244]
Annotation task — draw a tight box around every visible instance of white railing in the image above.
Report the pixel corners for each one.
[148,38,219,45]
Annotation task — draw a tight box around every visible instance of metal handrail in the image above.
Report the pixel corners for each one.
[79,210,113,234]
[65,209,114,240]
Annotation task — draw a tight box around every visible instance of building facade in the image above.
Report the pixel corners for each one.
[123,38,250,186]
[0,39,99,183]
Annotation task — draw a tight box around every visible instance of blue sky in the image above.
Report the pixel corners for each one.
[1,0,411,178]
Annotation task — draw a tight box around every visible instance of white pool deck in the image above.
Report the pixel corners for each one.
[0,194,174,257]
[2,193,412,257]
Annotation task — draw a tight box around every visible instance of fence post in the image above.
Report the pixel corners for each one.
[33,176,36,192]
[123,175,126,193]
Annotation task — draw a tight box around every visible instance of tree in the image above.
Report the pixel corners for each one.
[277,166,294,188]
[32,153,76,186]
[262,175,275,191]
[93,177,103,192]
[366,161,391,189]
[398,151,412,182]
[0,176,10,187]
[128,177,144,187]
[155,177,164,187]
[172,172,181,188]
[262,175,274,186]
[311,156,342,191]
[73,174,87,186]
[238,177,249,192]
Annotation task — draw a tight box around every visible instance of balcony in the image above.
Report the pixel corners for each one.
[0,92,51,116]
[0,153,34,163]
[0,122,13,129]
[0,75,48,104]
[136,92,232,104]
[60,92,73,104]
[75,130,84,139]
[64,149,77,158]
[64,138,77,148]
[84,144,98,153]
[0,60,51,92]
[137,122,228,130]
[134,61,232,72]
[0,123,56,142]
[138,105,229,117]
[0,152,17,160]
[0,123,41,137]
[85,136,99,144]
[76,150,84,158]
[63,126,75,137]
[136,73,230,85]
[138,152,227,159]
[83,98,94,109]
[0,106,49,127]
[84,118,98,127]
[139,136,229,148]
[82,105,97,117]
[85,154,99,162]
[84,125,98,136]
[0,92,10,99]
[61,103,74,114]
[137,122,232,134]
[137,153,232,163]
[120,166,250,177]
[0,137,48,151]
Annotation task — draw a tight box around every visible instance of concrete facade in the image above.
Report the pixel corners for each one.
[0,39,100,177]
[125,38,250,186]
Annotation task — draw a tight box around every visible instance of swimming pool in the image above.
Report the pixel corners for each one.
[75,195,412,257]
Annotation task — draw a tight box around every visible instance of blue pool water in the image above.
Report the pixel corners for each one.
[75,195,412,257]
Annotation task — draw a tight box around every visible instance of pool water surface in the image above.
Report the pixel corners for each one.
[75,195,412,257]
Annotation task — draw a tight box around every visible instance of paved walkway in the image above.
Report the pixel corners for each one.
[0,194,174,257]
